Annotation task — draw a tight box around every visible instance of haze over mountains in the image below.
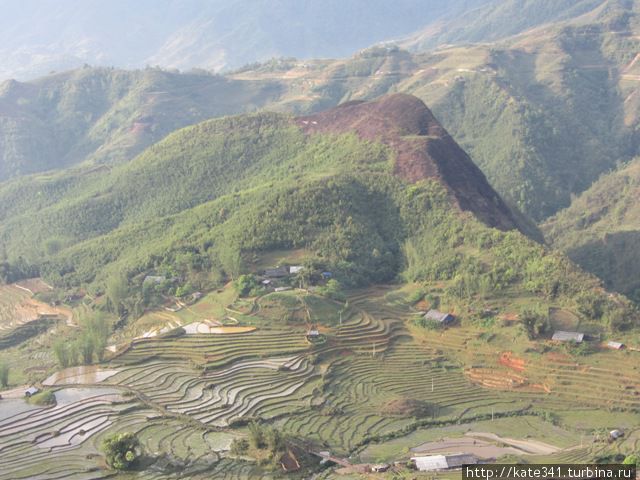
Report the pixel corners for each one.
[0,0,488,81]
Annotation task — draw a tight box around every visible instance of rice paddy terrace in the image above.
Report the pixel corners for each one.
[0,286,637,479]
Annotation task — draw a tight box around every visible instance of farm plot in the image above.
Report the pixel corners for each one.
[105,355,320,427]
[419,325,640,411]
[277,338,528,454]
[113,327,310,369]
[0,283,73,350]
[0,388,145,480]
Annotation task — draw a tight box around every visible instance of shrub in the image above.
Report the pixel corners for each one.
[0,361,9,387]
[101,432,141,470]
[28,390,56,406]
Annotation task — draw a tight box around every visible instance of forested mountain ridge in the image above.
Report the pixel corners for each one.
[0,67,283,181]
[543,157,640,302]
[0,93,633,336]
[2,1,639,218]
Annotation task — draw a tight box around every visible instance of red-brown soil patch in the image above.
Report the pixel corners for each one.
[499,351,526,372]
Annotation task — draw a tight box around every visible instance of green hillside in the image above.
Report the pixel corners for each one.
[543,157,640,302]
[2,2,638,219]
[0,94,632,330]
[0,67,282,181]
[0,97,638,480]
[401,0,607,50]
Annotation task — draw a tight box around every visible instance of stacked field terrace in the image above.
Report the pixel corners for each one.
[105,355,319,427]
[113,328,310,369]
[415,324,640,411]
[2,283,639,478]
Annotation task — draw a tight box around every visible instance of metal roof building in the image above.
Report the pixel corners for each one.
[552,331,584,343]
[606,341,625,350]
[411,454,478,471]
[424,309,455,324]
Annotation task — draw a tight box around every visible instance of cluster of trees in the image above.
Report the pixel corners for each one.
[0,258,38,284]
[230,421,285,463]
[53,312,110,367]
[102,432,141,471]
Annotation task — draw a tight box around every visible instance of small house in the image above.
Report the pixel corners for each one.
[443,453,478,468]
[321,271,333,279]
[412,455,449,471]
[552,331,584,343]
[609,429,624,440]
[274,286,292,292]
[192,292,203,301]
[606,341,625,350]
[264,266,289,278]
[289,266,304,274]
[424,309,455,325]
[412,454,478,471]
[24,386,40,397]
[609,429,624,441]
[371,464,390,473]
[280,450,300,472]
[144,275,166,284]
[307,329,320,337]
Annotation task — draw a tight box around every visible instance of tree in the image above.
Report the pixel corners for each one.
[230,438,249,455]
[520,308,550,340]
[0,361,9,387]
[78,333,95,365]
[318,279,345,301]
[623,455,639,467]
[247,421,265,449]
[218,243,243,281]
[234,274,258,297]
[101,432,141,470]
[106,273,129,317]
[53,339,71,368]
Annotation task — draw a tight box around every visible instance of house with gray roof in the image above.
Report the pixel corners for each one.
[552,331,584,343]
[424,309,455,325]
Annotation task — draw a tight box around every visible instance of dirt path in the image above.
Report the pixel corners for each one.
[465,432,561,455]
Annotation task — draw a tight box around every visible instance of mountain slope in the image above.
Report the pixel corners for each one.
[296,94,528,233]
[0,95,528,284]
[543,157,640,302]
[401,0,607,51]
[0,93,635,340]
[0,67,282,181]
[0,0,489,81]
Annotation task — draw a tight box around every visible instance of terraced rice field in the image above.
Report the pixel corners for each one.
[1,284,634,478]
[419,325,640,411]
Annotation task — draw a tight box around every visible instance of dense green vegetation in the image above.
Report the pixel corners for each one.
[543,157,640,302]
[0,104,634,332]
[101,432,142,471]
[0,67,283,180]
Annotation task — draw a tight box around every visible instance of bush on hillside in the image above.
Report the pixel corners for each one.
[101,432,142,470]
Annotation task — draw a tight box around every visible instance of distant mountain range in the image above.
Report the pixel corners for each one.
[0,0,489,81]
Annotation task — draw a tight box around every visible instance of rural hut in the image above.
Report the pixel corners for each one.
[371,464,390,473]
[411,454,478,472]
[143,275,166,284]
[606,341,625,350]
[289,266,304,274]
[264,266,289,278]
[424,309,455,325]
[24,386,40,397]
[551,331,584,343]
[609,429,624,441]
